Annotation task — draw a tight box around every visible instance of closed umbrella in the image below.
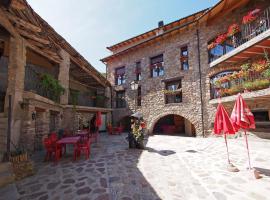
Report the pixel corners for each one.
[95,111,102,128]
[214,103,236,167]
[231,94,255,170]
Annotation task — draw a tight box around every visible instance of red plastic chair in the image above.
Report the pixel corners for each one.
[43,138,61,163]
[75,138,91,160]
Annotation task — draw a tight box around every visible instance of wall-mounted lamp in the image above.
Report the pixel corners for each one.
[32,112,36,120]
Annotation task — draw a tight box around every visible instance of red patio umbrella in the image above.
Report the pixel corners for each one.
[231,94,255,169]
[95,111,102,128]
[214,103,236,165]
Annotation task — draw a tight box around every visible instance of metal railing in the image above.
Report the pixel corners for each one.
[68,90,108,108]
[209,7,270,63]
[24,64,60,102]
[210,71,269,99]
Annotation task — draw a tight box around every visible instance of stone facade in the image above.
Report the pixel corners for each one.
[104,0,270,136]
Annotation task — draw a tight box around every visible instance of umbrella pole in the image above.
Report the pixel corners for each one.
[224,134,230,164]
[244,130,252,170]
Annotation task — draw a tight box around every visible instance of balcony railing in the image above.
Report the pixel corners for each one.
[209,7,270,63]
[210,71,270,99]
[24,65,60,102]
[68,90,108,108]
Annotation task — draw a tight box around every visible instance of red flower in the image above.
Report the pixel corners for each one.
[140,122,146,129]
[207,42,216,50]
[227,24,240,37]
[215,34,227,45]
[242,9,261,24]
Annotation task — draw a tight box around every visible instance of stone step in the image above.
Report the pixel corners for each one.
[0,162,15,188]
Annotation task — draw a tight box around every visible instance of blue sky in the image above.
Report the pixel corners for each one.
[27,0,219,73]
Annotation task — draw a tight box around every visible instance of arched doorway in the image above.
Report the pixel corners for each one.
[153,114,196,136]
[118,116,131,132]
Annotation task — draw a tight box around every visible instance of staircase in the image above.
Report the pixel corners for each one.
[0,113,7,161]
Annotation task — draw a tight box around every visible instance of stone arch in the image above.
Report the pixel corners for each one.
[147,110,202,136]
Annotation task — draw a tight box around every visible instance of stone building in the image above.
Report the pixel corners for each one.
[102,0,270,137]
[0,0,111,160]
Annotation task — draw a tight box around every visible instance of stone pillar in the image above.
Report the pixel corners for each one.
[105,87,111,108]
[21,105,35,151]
[5,36,26,148]
[58,49,70,105]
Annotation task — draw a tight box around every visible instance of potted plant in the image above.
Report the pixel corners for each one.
[215,33,228,45]
[263,68,270,80]
[207,42,216,50]
[227,24,240,37]
[242,9,261,24]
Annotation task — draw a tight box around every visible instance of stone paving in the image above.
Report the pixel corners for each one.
[1,133,270,200]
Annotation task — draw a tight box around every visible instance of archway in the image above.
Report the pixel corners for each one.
[153,114,196,136]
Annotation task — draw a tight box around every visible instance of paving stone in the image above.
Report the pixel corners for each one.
[93,188,106,194]
[75,182,85,188]
[47,182,60,190]
[213,192,227,200]
[76,187,92,195]
[100,178,107,188]
[63,179,75,184]
[94,193,110,200]
[39,194,49,200]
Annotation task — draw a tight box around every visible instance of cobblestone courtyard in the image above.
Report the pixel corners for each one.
[1,133,270,200]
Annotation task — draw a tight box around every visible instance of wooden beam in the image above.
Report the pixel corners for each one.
[70,56,107,87]
[255,45,270,49]
[7,13,42,32]
[26,42,62,64]
[11,0,27,10]
[235,56,249,59]
[245,51,264,55]
[17,29,50,45]
[207,0,249,26]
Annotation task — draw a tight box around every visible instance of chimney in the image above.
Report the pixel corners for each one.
[158,21,164,28]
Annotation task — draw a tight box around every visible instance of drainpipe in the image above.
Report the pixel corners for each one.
[196,29,205,137]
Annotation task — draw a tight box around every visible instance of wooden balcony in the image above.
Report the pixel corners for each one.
[209,7,270,68]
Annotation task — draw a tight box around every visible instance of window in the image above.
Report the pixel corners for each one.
[180,46,189,70]
[150,54,164,77]
[165,80,182,104]
[208,39,234,63]
[135,61,142,81]
[137,86,141,106]
[115,67,126,85]
[116,90,126,108]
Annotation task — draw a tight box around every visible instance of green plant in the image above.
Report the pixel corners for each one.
[241,63,251,71]
[263,69,270,79]
[243,79,270,91]
[40,74,65,102]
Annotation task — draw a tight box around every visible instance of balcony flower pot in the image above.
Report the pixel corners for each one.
[207,42,216,50]
[215,33,228,45]
[242,9,261,24]
[227,24,240,37]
